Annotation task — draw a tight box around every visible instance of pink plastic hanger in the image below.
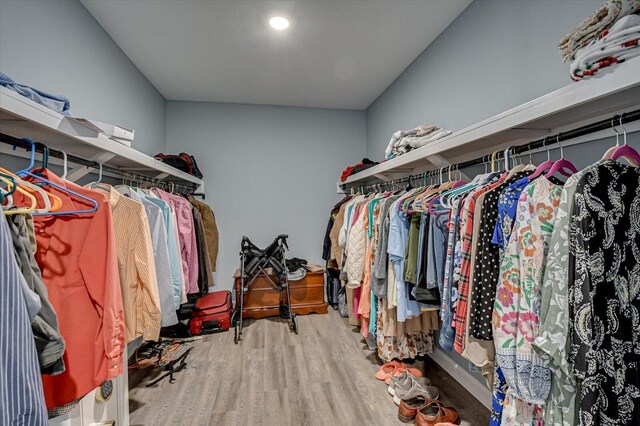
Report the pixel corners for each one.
[602,117,622,160]
[611,145,640,165]
[528,137,555,180]
[545,137,577,178]
[529,136,577,179]
[610,118,640,166]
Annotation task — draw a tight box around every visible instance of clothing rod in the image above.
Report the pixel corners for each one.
[0,133,198,192]
[454,108,640,170]
[345,107,640,192]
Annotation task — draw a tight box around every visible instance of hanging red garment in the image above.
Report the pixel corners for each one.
[16,170,125,409]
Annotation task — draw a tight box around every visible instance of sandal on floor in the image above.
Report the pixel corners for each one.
[375,360,405,381]
[415,401,460,426]
[384,366,423,385]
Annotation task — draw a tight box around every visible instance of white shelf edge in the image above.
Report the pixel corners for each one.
[0,87,203,187]
[340,56,640,188]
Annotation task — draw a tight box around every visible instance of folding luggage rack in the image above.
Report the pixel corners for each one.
[233,234,298,343]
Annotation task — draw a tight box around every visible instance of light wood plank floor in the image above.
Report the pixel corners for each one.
[129,311,490,425]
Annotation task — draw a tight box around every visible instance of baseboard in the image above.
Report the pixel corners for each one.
[428,348,493,410]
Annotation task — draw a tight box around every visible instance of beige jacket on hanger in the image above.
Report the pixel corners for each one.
[344,203,367,289]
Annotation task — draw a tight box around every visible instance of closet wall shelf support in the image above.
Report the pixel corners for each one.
[423,153,450,168]
[341,56,640,190]
[372,173,391,181]
[423,153,472,181]
[0,87,204,192]
[66,151,117,182]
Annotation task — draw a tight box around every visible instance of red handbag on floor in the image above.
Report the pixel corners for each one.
[189,290,233,335]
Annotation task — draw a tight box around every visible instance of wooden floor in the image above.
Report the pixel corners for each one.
[129,310,490,425]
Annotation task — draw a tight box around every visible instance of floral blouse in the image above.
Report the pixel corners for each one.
[492,175,563,251]
[568,161,640,425]
[493,175,562,405]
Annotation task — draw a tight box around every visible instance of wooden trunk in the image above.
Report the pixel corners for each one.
[234,270,328,319]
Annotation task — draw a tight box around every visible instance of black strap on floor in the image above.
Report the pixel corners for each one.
[145,347,194,387]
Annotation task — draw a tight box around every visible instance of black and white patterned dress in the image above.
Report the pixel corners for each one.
[568,160,640,425]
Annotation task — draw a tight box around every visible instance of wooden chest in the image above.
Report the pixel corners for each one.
[234,270,328,319]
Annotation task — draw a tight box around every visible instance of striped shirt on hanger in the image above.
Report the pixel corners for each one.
[116,186,178,328]
[92,185,162,343]
[0,214,47,425]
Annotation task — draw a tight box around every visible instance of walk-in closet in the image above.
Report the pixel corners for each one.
[1,1,640,425]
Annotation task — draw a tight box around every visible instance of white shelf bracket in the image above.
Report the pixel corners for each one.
[424,153,471,181]
[66,152,116,182]
[154,172,169,180]
[373,173,390,181]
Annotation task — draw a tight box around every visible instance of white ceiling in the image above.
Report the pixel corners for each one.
[81,0,471,110]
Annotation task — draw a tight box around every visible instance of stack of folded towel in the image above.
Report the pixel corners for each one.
[558,0,640,80]
[571,14,640,80]
[385,124,452,160]
[559,0,640,61]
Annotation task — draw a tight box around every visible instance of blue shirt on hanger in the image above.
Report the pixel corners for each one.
[387,199,422,322]
[138,189,184,309]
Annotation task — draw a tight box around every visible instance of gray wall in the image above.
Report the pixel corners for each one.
[166,101,365,291]
[366,0,605,159]
[0,0,166,156]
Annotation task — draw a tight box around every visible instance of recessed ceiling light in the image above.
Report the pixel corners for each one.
[269,16,290,31]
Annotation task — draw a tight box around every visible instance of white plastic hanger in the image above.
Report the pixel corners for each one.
[60,150,69,180]
[89,163,112,192]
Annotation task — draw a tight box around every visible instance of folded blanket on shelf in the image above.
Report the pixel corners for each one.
[0,72,71,115]
[570,14,640,80]
[403,128,452,149]
[385,125,452,160]
[558,0,640,62]
[385,124,438,159]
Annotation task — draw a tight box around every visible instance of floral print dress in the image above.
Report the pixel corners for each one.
[493,176,562,419]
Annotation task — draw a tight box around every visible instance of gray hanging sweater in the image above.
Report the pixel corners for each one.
[371,194,401,298]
